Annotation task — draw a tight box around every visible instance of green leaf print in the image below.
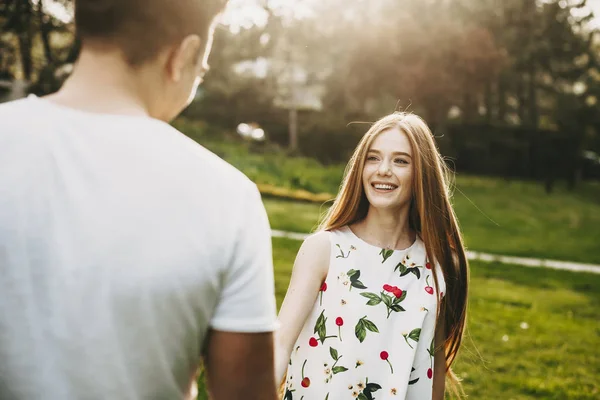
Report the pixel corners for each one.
[409,367,420,385]
[284,389,293,400]
[365,382,382,392]
[411,267,421,279]
[327,347,348,379]
[409,328,422,342]
[389,304,405,312]
[329,347,339,361]
[332,366,348,374]
[379,248,394,263]
[362,318,379,333]
[355,317,379,342]
[428,337,435,357]
[313,311,337,344]
[325,394,329,400]
[400,266,421,279]
[361,290,406,318]
[381,292,393,307]
[355,321,366,343]
[394,262,408,275]
[347,269,367,290]
[314,310,326,343]
[351,280,367,290]
[360,292,382,306]
[394,261,422,279]
[357,394,368,400]
[403,328,422,349]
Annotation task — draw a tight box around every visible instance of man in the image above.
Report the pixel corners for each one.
[0,1,279,399]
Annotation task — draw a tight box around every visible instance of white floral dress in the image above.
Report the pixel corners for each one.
[284,226,446,400]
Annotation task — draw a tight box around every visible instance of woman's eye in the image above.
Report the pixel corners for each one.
[367,156,378,161]
[395,158,408,164]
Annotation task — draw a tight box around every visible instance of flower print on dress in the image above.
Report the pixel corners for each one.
[335,244,356,259]
[323,364,332,384]
[347,377,381,400]
[338,272,350,288]
[360,284,407,318]
[394,254,424,279]
[284,228,444,399]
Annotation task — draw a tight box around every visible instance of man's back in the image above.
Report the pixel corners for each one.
[0,96,277,399]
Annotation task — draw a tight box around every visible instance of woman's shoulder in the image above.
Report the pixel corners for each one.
[297,226,354,262]
[302,230,332,250]
[293,230,332,279]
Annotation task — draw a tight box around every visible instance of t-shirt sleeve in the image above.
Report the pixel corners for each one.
[209,184,278,333]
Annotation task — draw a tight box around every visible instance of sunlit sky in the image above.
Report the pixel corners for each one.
[220,0,600,30]
[43,0,600,31]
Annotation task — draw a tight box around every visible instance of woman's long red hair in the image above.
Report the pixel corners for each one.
[317,112,469,396]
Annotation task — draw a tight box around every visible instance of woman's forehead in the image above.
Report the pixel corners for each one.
[368,128,412,155]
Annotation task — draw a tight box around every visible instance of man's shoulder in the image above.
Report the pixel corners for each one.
[0,96,31,110]
[0,97,46,146]
[0,97,35,121]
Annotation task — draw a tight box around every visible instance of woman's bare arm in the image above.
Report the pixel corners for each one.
[274,231,330,383]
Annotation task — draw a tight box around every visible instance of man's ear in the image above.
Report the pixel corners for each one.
[166,34,202,82]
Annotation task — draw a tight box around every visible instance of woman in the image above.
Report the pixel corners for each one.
[275,112,469,399]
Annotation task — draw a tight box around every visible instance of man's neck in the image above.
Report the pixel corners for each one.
[45,49,152,117]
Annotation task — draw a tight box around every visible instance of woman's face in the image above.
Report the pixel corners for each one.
[362,128,414,212]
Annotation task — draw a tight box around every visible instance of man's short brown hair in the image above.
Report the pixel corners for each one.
[75,0,227,66]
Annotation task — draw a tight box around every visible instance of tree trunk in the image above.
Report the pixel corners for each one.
[38,0,54,65]
[484,79,493,123]
[497,74,506,123]
[17,0,34,81]
[288,107,298,152]
[527,63,538,129]
[516,73,527,124]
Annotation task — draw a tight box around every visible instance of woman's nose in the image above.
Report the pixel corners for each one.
[377,161,391,176]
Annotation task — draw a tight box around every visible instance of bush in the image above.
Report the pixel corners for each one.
[172,118,345,197]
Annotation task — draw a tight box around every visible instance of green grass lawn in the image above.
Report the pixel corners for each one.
[264,176,600,265]
[271,237,600,400]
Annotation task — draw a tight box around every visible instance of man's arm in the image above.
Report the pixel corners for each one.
[205,183,278,399]
[204,330,277,400]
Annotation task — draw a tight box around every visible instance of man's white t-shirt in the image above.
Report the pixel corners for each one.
[0,96,278,399]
